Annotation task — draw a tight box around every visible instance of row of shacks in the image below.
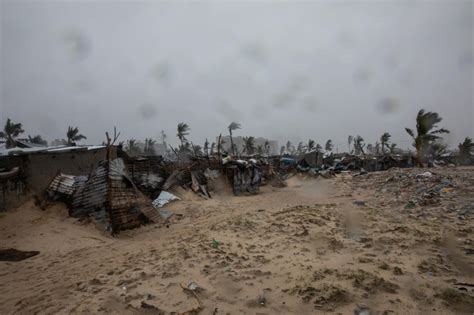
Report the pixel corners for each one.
[4,144,419,233]
[45,150,266,233]
[271,151,415,177]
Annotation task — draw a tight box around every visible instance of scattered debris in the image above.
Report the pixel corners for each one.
[152,191,181,209]
[354,304,371,315]
[186,281,202,292]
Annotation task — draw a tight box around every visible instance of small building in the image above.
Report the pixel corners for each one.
[0,145,115,210]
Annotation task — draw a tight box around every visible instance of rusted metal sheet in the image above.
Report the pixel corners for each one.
[71,162,108,216]
[124,156,166,198]
[109,158,126,180]
[47,173,88,196]
[108,158,144,232]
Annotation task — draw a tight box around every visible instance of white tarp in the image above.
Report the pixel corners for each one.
[152,191,181,209]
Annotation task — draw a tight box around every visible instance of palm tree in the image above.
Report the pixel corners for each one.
[375,142,381,155]
[28,134,48,146]
[0,118,25,148]
[192,144,203,157]
[177,122,190,150]
[405,109,449,166]
[181,141,192,153]
[297,142,305,154]
[160,130,167,147]
[66,126,86,145]
[353,135,365,155]
[286,141,293,154]
[366,144,374,154]
[380,132,391,154]
[210,142,216,155]
[126,139,142,156]
[228,122,241,156]
[315,143,322,152]
[264,140,270,155]
[389,143,397,154]
[203,138,209,157]
[325,139,333,152]
[243,136,255,155]
[430,141,448,160]
[144,138,156,155]
[458,137,473,164]
[217,136,226,154]
[347,135,353,153]
[307,139,315,152]
[256,145,264,155]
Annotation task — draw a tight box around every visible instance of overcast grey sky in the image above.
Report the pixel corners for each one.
[1,0,472,150]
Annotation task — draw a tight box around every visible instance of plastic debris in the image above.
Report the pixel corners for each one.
[416,171,433,179]
[187,281,201,292]
[354,305,371,315]
[152,191,181,209]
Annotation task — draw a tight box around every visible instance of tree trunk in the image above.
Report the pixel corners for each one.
[229,129,234,156]
[217,134,222,165]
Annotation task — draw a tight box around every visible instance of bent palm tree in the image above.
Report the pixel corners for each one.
[458,137,473,164]
[380,132,391,154]
[347,135,353,153]
[405,109,449,166]
[228,122,241,156]
[325,139,333,152]
[177,122,190,150]
[0,118,25,148]
[66,126,86,145]
[353,135,365,155]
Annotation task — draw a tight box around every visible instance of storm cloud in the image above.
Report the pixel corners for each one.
[1,1,472,150]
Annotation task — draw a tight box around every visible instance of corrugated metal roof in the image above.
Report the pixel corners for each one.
[0,145,106,156]
[109,158,126,180]
[48,173,88,196]
[71,163,108,216]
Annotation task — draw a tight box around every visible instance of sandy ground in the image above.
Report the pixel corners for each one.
[1,167,473,314]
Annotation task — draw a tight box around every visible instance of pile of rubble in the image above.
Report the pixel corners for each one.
[44,153,271,233]
[350,167,474,221]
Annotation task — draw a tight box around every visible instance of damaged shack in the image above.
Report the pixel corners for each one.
[48,158,147,233]
[0,145,113,210]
